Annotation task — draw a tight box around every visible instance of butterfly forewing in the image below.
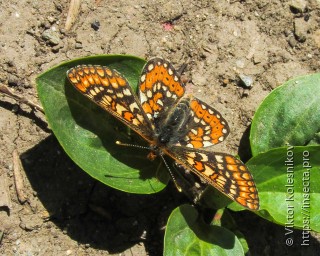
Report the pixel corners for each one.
[67,65,154,141]
[138,58,186,124]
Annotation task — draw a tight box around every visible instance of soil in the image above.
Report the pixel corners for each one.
[1,0,320,255]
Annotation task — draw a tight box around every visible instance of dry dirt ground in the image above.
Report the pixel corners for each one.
[1,0,320,255]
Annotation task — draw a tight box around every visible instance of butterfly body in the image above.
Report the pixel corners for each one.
[67,58,260,210]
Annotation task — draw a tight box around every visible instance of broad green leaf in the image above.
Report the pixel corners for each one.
[244,146,320,232]
[36,55,169,194]
[220,210,249,254]
[250,73,320,156]
[164,205,244,256]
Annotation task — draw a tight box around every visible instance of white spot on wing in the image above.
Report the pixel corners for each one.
[116,92,124,98]
[198,153,208,161]
[129,102,139,112]
[187,152,196,158]
[123,88,131,96]
[217,163,224,170]
[116,103,126,114]
[157,99,163,106]
[140,93,148,103]
[148,64,154,71]
[203,141,212,147]
[215,155,224,163]
[137,114,144,123]
[191,129,197,135]
[105,95,112,103]
[203,166,214,176]
[90,89,97,96]
[187,157,195,165]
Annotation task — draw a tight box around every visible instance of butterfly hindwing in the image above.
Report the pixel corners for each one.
[167,146,260,210]
[176,96,230,149]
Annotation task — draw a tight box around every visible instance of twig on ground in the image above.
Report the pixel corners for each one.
[13,150,27,204]
[65,0,81,31]
[0,173,12,211]
[0,230,4,245]
[0,84,44,113]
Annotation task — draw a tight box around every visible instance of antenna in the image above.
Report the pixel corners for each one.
[160,154,182,192]
[115,141,151,150]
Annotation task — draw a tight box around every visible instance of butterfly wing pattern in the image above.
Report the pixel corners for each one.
[67,58,260,211]
[67,65,154,142]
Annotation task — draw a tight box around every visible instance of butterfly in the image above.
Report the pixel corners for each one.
[67,58,259,210]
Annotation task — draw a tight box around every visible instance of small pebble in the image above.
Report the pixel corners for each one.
[42,29,61,45]
[239,74,253,88]
[289,0,307,13]
[8,74,19,87]
[47,16,55,24]
[288,36,297,47]
[75,42,83,49]
[91,20,100,31]
[294,18,308,42]
[235,59,245,69]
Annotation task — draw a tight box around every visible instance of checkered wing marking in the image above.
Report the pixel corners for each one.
[167,147,260,210]
[138,58,186,122]
[177,97,230,149]
[67,65,153,141]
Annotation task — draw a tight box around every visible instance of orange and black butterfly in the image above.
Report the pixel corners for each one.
[67,58,260,210]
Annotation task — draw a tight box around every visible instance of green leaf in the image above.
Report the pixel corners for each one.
[164,205,244,256]
[250,73,320,156]
[245,145,320,232]
[220,210,249,254]
[36,55,169,194]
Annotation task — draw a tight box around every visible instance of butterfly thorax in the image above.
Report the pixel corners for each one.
[154,97,191,147]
